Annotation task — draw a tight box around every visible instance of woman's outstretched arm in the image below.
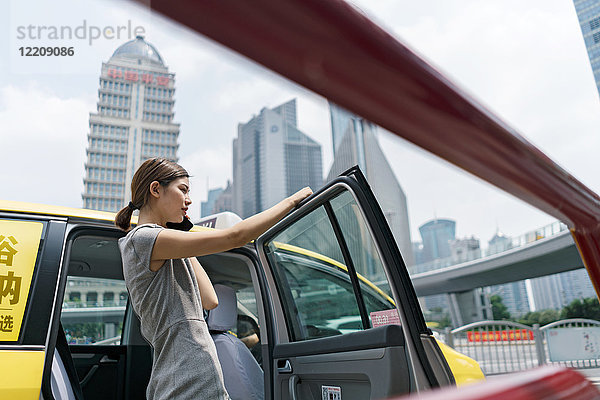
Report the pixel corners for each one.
[149,187,312,268]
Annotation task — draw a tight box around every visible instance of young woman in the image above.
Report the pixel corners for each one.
[115,157,312,399]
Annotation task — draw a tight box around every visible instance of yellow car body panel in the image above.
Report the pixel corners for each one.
[0,350,45,399]
[437,340,486,386]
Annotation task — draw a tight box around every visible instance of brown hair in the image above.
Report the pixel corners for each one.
[115,157,189,231]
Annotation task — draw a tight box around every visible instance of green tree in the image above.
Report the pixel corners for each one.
[538,309,560,325]
[517,311,539,326]
[436,314,452,329]
[560,297,600,320]
[517,309,560,326]
[490,295,511,320]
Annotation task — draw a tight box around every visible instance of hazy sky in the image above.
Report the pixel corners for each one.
[1,0,599,248]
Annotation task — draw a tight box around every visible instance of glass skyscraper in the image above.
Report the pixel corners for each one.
[418,219,456,263]
[327,103,414,266]
[232,99,323,218]
[486,231,530,317]
[82,36,180,212]
[574,0,600,98]
[201,187,224,217]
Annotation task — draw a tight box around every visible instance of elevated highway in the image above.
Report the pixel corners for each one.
[411,230,582,297]
[376,226,587,326]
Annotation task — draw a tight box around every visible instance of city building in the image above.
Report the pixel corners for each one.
[201,187,224,217]
[530,274,564,311]
[558,269,596,305]
[486,230,513,256]
[326,103,414,266]
[486,230,530,316]
[530,268,596,311]
[416,218,455,312]
[64,277,127,308]
[82,36,180,212]
[488,282,530,317]
[574,0,600,99]
[412,242,425,266]
[212,180,233,214]
[418,219,456,264]
[450,236,481,264]
[232,99,322,218]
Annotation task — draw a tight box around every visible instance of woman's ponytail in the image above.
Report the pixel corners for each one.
[115,203,136,231]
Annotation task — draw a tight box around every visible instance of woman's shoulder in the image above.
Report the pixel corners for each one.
[126,223,163,235]
[119,224,165,269]
[119,224,164,247]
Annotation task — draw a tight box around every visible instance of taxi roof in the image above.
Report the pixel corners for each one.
[0,200,211,231]
[0,199,118,222]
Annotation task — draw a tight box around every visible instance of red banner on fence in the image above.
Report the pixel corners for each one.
[467,329,534,342]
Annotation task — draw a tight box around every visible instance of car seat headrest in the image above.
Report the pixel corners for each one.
[207,284,237,332]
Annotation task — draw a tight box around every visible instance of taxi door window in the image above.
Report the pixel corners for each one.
[265,189,398,342]
[61,276,127,345]
[329,191,398,326]
[265,204,364,341]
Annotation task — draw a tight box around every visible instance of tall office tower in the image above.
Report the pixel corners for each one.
[232,99,322,218]
[531,269,595,311]
[558,269,596,305]
[418,219,456,264]
[574,0,600,98]
[201,187,224,217]
[486,231,530,316]
[83,36,179,212]
[212,181,233,214]
[486,230,513,256]
[530,274,564,310]
[488,282,530,317]
[412,242,426,265]
[450,237,481,264]
[418,218,456,312]
[327,103,414,266]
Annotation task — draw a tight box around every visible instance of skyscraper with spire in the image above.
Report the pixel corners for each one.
[82,36,180,211]
[327,103,414,266]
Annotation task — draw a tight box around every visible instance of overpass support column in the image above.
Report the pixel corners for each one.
[105,322,116,339]
[447,293,463,327]
[447,289,493,327]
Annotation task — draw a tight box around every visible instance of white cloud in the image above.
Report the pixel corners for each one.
[0,83,93,207]
[352,0,600,243]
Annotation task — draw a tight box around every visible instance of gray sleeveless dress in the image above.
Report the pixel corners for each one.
[118,224,230,399]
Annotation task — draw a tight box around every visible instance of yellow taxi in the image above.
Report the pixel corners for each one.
[1,167,482,399]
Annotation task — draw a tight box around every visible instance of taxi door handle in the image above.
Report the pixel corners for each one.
[99,355,118,364]
[278,359,293,373]
[289,374,299,400]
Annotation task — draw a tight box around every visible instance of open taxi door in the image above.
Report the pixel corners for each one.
[255,167,453,400]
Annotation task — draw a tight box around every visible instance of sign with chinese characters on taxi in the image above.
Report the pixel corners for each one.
[0,220,43,341]
[370,309,401,328]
